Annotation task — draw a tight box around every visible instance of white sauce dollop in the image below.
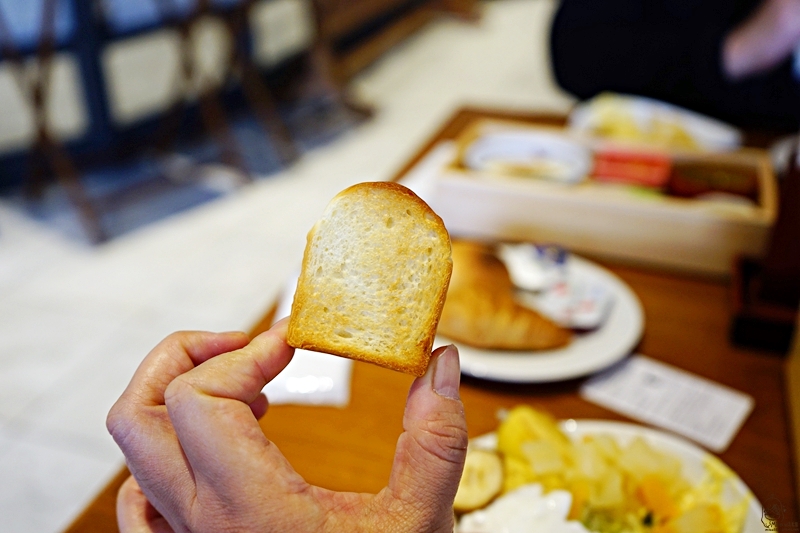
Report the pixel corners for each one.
[457,483,591,533]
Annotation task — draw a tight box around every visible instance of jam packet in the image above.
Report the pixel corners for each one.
[499,243,614,331]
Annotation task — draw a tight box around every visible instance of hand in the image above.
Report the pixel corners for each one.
[106,319,467,532]
[723,0,800,79]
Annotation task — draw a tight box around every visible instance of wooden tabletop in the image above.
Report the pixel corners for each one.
[64,107,798,532]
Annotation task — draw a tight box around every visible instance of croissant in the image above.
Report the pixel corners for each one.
[438,240,571,350]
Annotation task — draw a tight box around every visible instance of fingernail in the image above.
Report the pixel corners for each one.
[433,344,461,400]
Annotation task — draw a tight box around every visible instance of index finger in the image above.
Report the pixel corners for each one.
[107,330,250,523]
[164,320,300,494]
[122,331,251,408]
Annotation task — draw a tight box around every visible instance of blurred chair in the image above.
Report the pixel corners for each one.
[218,0,299,164]
[0,0,314,243]
[0,0,105,241]
[98,0,299,174]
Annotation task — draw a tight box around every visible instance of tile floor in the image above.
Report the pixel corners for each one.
[0,1,573,530]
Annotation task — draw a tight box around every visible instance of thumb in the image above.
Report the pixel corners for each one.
[387,344,467,528]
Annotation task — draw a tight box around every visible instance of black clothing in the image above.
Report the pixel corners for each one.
[550,0,800,132]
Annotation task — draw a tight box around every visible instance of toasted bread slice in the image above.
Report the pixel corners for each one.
[438,240,571,350]
[287,182,452,376]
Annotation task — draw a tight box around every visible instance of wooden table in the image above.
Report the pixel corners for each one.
[65,107,798,532]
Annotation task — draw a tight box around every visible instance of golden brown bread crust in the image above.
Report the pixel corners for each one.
[438,240,571,351]
[287,181,452,376]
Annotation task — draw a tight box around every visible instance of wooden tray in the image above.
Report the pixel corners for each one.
[432,118,777,277]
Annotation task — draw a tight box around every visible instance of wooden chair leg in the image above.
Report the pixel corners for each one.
[23,145,49,200]
[44,138,108,243]
[226,5,299,165]
[239,59,300,165]
[437,0,481,21]
[304,42,374,121]
[197,88,252,178]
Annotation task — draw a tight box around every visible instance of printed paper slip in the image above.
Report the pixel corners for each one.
[580,355,754,452]
[264,273,353,407]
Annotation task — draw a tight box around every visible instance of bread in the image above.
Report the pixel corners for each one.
[437,240,571,350]
[287,182,452,376]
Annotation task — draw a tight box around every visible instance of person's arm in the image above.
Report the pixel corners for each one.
[549,0,800,131]
[106,318,467,533]
[722,0,800,80]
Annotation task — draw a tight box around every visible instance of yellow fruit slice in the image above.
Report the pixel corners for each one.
[454,448,504,512]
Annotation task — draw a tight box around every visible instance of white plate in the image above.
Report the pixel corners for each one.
[463,129,592,184]
[470,420,763,533]
[568,93,742,153]
[438,255,643,383]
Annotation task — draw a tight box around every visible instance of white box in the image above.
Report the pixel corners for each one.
[429,123,777,277]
